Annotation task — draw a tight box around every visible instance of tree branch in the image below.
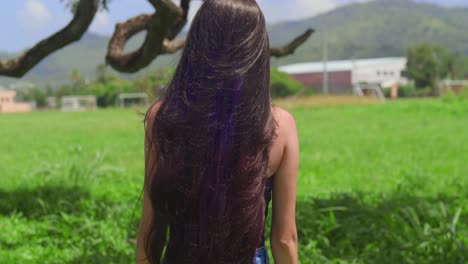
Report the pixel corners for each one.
[105,14,154,72]
[106,0,188,73]
[0,0,99,78]
[160,28,315,56]
[270,29,314,57]
[166,0,191,40]
[107,26,314,73]
[149,0,185,17]
[0,0,314,77]
[162,39,186,54]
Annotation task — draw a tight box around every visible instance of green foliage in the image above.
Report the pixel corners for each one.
[0,99,467,263]
[390,84,417,98]
[460,89,468,100]
[61,67,176,107]
[133,68,175,99]
[15,86,51,108]
[95,64,111,84]
[383,84,435,98]
[77,67,174,107]
[4,0,468,86]
[39,67,306,107]
[457,57,468,79]
[84,79,137,107]
[288,192,468,263]
[441,90,468,105]
[397,84,416,97]
[405,44,455,90]
[270,68,306,98]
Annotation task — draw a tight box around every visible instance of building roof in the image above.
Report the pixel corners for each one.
[278,57,407,75]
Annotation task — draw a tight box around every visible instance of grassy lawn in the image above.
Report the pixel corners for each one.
[0,97,467,263]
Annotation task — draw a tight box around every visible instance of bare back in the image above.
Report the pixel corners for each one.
[267,106,293,177]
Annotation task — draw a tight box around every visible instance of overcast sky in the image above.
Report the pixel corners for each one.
[0,0,467,52]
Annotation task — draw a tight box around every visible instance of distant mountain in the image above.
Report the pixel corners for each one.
[0,33,181,87]
[1,0,467,86]
[269,0,468,65]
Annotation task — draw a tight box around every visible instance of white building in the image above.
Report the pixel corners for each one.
[61,96,97,111]
[278,57,409,94]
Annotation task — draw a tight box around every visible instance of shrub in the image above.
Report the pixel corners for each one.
[459,88,468,100]
[270,68,306,98]
[15,86,48,108]
[412,87,433,97]
[441,91,458,103]
[398,84,417,97]
[383,84,434,98]
[133,68,175,99]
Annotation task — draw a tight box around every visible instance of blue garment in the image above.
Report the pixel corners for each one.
[162,246,270,264]
[253,246,270,264]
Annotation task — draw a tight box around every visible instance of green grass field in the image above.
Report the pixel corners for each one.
[0,97,467,263]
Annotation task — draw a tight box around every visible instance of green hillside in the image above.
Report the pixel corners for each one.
[269,0,468,66]
[1,0,467,86]
[0,33,181,87]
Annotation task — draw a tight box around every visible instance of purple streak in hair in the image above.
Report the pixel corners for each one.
[144,0,272,262]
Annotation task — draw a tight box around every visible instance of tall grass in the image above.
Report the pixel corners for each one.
[0,98,466,263]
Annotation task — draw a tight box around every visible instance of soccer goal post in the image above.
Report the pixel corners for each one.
[438,80,468,96]
[116,93,149,108]
[61,96,97,111]
[353,83,386,101]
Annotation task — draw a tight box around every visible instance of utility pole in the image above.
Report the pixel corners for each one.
[432,51,440,95]
[322,23,329,94]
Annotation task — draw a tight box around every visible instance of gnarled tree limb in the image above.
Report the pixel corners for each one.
[162,39,187,54]
[166,28,315,57]
[158,27,315,56]
[166,0,191,40]
[0,0,314,77]
[106,0,314,73]
[106,0,189,73]
[270,29,315,57]
[0,0,99,78]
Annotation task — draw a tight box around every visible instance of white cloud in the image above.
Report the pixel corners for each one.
[258,0,339,23]
[184,0,375,30]
[90,11,110,34]
[185,0,338,25]
[16,0,51,32]
[258,0,377,23]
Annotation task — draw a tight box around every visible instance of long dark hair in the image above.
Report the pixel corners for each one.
[144,0,276,262]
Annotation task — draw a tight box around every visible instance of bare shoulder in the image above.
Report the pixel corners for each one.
[148,101,163,119]
[145,101,163,142]
[272,106,297,141]
[146,101,163,126]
